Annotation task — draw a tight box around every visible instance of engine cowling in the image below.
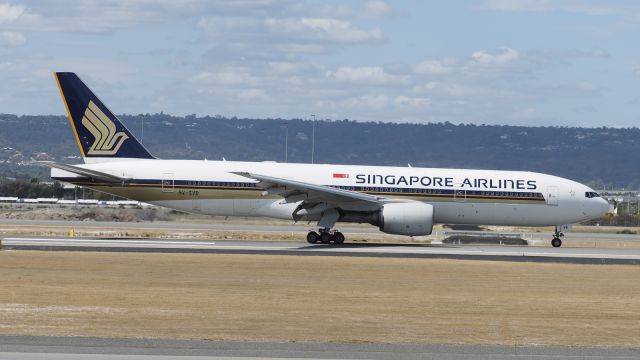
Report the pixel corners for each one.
[378,202,434,236]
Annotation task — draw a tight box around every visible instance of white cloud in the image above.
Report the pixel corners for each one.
[483,0,552,12]
[0,3,24,23]
[342,95,389,110]
[316,95,389,112]
[195,7,385,61]
[394,96,431,108]
[328,66,406,85]
[198,16,383,47]
[413,59,454,75]
[0,60,25,71]
[9,1,272,33]
[538,81,603,95]
[482,0,639,17]
[238,88,267,100]
[364,1,393,18]
[0,1,623,126]
[507,107,539,120]
[0,31,25,46]
[273,43,327,54]
[309,4,355,18]
[179,45,609,124]
[470,48,521,65]
[413,82,471,98]
[298,1,393,20]
[297,18,383,43]
[190,70,258,86]
[268,61,323,75]
[269,61,303,74]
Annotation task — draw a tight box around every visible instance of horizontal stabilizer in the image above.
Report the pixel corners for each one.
[41,162,128,183]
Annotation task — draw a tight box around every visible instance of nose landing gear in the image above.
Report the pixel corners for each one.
[551,225,564,247]
[306,229,345,245]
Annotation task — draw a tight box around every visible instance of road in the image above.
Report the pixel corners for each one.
[0,336,638,360]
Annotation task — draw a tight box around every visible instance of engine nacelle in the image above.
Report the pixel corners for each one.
[378,202,434,236]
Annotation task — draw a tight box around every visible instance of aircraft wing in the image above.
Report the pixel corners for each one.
[232,172,384,206]
[41,162,128,183]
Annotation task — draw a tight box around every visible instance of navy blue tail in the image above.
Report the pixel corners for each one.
[54,72,155,160]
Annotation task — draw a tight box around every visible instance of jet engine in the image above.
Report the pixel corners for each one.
[378,202,434,236]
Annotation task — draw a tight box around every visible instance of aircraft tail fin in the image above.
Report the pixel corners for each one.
[54,72,155,162]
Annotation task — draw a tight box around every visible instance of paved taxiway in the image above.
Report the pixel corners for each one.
[1,336,639,360]
[3,218,639,242]
[2,236,639,264]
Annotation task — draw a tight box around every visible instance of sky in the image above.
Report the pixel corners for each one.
[1,0,640,127]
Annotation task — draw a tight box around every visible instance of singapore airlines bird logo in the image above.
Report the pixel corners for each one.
[81,100,128,155]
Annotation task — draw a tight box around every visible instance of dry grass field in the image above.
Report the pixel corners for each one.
[1,251,639,347]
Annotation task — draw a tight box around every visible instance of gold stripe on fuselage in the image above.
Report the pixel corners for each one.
[73,182,545,204]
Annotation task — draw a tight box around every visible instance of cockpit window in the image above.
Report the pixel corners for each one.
[585,192,600,198]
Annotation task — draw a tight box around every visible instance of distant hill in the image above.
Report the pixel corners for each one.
[0,113,637,189]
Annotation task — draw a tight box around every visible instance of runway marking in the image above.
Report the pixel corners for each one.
[3,237,640,264]
[0,354,319,360]
[2,237,216,247]
[313,246,640,259]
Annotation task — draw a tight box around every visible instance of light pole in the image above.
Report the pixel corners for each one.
[310,114,316,164]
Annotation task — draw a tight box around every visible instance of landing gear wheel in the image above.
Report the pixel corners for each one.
[333,232,345,244]
[320,232,332,244]
[306,231,320,244]
[551,237,562,248]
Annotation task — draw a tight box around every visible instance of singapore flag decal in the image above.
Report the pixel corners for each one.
[333,173,349,179]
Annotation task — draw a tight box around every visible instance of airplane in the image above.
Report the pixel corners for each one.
[47,72,610,248]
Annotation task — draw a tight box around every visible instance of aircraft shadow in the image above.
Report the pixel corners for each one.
[298,242,457,249]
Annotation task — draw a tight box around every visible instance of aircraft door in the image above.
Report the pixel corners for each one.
[453,182,466,202]
[546,186,559,206]
[454,189,466,202]
[162,173,174,193]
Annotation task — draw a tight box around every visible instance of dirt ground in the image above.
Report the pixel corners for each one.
[1,251,639,346]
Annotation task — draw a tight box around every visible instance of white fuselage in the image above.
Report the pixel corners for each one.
[51,159,609,228]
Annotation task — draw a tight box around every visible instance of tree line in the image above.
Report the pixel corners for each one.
[1,113,640,188]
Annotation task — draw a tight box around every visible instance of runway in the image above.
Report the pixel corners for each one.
[1,336,639,360]
[2,218,640,243]
[2,236,639,264]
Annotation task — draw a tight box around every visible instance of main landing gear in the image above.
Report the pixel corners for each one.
[306,229,345,245]
[551,226,564,248]
[305,208,345,245]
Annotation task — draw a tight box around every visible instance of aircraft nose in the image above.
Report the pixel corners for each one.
[597,198,609,215]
